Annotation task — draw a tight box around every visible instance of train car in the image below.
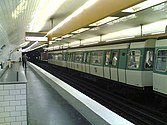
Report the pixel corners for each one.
[67,49,84,72]
[126,39,156,88]
[48,39,157,90]
[153,38,167,96]
[48,50,66,67]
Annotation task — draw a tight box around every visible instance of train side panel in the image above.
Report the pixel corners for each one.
[153,39,167,95]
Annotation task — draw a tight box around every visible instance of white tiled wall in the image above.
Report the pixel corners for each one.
[0,84,27,125]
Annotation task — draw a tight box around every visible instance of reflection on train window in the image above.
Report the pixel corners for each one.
[128,50,141,69]
[105,51,111,66]
[112,51,118,66]
[86,52,91,63]
[48,54,53,59]
[67,53,71,61]
[57,53,62,61]
[62,53,66,61]
[75,52,83,63]
[145,50,153,69]
[156,50,167,72]
[91,51,103,65]
[83,53,87,63]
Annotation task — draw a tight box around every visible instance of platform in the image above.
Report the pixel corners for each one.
[26,63,91,125]
[29,62,135,125]
[0,62,27,83]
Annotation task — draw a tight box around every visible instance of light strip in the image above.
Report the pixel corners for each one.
[72,28,90,34]
[30,44,47,51]
[106,36,135,42]
[83,41,99,45]
[25,36,47,41]
[89,17,119,26]
[47,0,97,35]
[122,0,167,13]
[19,42,30,47]
[22,41,38,52]
[62,34,73,38]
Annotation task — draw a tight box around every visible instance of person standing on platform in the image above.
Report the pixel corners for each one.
[22,54,28,68]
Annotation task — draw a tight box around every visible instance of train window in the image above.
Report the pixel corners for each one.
[48,54,53,59]
[86,52,91,63]
[128,50,141,69]
[112,51,118,66]
[71,53,75,62]
[62,53,66,61]
[83,52,87,63]
[156,50,167,72]
[75,52,83,63]
[57,53,62,61]
[105,51,111,66]
[145,50,153,69]
[66,53,70,61]
[91,51,103,65]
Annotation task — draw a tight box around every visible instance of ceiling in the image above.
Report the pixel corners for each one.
[0,0,167,55]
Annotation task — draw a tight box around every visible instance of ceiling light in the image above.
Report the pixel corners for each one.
[122,0,167,13]
[72,28,90,34]
[83,42,99,46]
[89,17,119,26]
[47,0,97,35]
[108,14,136,25]
[25,36,47,41]
[62,34,73,38]
[56,38,62,41]
[19,41,30,47]
[106,36,135,42]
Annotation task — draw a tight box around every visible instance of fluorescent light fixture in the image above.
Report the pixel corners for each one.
[49,41,55,45]
[70,45,80,48]
[151,31,165,35]
[72,28,90,34]
[30,44,47,51]
[62,34,73,38]
[21,41,39,52]
[122,0,167,13]
[83,42,99,46]
[25,36,47,41]
[106,36,135,42]
[47,0,97,35]
[108,14,136,25]
[56,38,62,41]
[12,0,28,19]
[19,41,30,47]
[89,17,119,26]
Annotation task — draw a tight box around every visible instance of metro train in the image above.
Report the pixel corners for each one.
[47,38,167,97]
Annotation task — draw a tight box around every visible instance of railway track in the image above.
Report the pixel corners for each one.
[32,61,167,125]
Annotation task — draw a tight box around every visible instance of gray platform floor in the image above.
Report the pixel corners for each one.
[26,64,92,125]
[0,62,27,83]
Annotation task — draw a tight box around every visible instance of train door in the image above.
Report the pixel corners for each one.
[153,45,167,95]
[126,49,143,87]
[74,52,83,72]
[110,50,119,81]
[82,52,87,73]
[66,53,71,69]
[103,50,111,79]
[89,51,104,77]
[71,53,75,69]
[118,49,128,83]
[85,52,91,74]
